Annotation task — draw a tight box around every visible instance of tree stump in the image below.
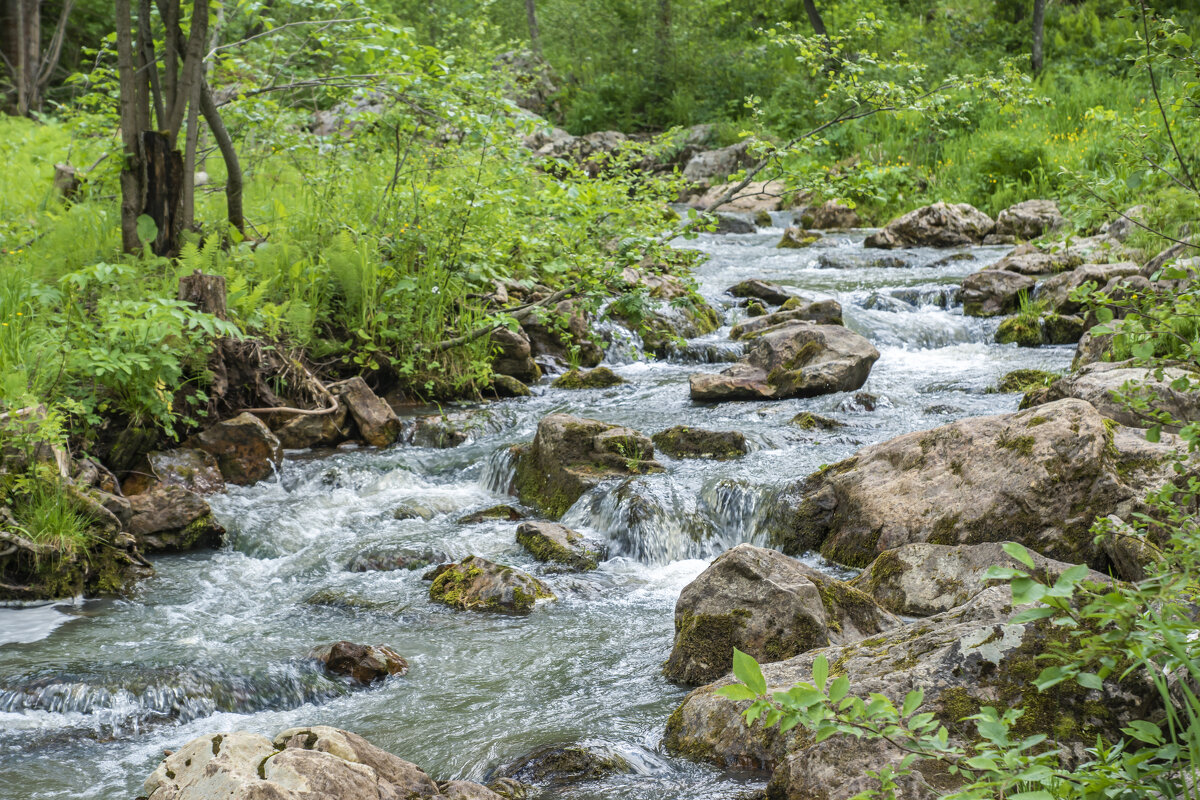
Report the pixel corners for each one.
[178,270,227,319]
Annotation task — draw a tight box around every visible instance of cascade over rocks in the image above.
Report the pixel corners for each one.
[989,199,1065,242]
[509,414,664,518]
[128,484,225,552]
[663,544,900,686]
[961,269,1035,317]
[851,542,1112,616]
[864,202,994,249]
[1021,360,1200,430]
[651,426,748,460]
[188,412,283,486]
[765,398,1186,570]
[664,587,1157,800]
[331,377,402,448]
[142,726,491,800]
[728,301,843,340]
[429,555,555,614]
[516,521,607,571]
[308,641,409,685]
[689,322,878,401]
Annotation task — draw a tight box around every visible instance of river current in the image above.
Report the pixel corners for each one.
[0,219,1073,799]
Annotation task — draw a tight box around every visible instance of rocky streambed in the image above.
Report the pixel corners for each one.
[1,213,1148,800]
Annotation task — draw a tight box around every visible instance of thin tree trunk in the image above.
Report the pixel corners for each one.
[138,0,164,127]
[181,76,200,229]
[199,77,243,235]
[114,0,143,253]
[523,0,541,57]
[652,0,671,108]
[802,0,827,37]
[34,0,73,107]
[165,0,207,143]
[1031,0,1046,73]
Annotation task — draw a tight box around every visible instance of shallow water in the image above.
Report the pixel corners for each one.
[0,221,1073,799]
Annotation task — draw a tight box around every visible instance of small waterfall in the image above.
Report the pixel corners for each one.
[595,317,648,365]
[665,338,744,364]
[481,446,518,495]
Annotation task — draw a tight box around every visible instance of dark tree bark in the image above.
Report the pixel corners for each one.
[1,0,68,115]
[1032,0,1046,73]
[114,0,143,253]
[802,0,827,37]
[524,0,541,57]
[142,130,184,254]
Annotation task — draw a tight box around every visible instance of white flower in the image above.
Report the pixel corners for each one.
[431,285,439,294]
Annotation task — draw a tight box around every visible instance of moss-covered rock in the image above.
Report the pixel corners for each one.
[1042,313,1086,344]
[495,744,632,786]
[551,366,626,390]
[490,374,532,398]
[0,522,151,602]
[516,521,606,571]
[996,368,1059,394]
[651,426,748,460]
[790,412,843,430]
[1021,360,1200,432]
[509,414,663,518]
[458,505,526,524]
[995,315,1044,347]
[777,227,821,248]
[429,555,555,614]
[663,544,899,686]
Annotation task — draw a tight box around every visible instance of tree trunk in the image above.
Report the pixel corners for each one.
[2,0,40,115]
[142,130,184,256]
[523,0,541,57]
[178,270,227,319]
[802,0,827,37]
[114,0,143,253]
[199,77,244,235]
[652,0,671,109]
[1031,0,1046,73]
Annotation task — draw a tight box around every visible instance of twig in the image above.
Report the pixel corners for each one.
[1079,185,1200,250]
[206,16,369,60]
[238,358,340,416]
[1138,0,1196,192]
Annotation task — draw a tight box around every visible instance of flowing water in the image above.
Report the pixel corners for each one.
[0,219,1073,799]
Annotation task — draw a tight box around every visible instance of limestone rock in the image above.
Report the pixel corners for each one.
[429,555,555,614]
[1022,360,1200,430]
[651,426,748,460]
[663,544,900,686]
[509,414,663,517]
[765,398,1186,570]
[459,505,526,524]
[961,269,1035,317]
[695,180,788,213]
[801,200,859,229]
[145,448,226,494]
[993,199,1065,240]
[516,521,606,571]
[989,243,1080,276]
[729,302,843,339]
[308,641,409,685]
[188,412,283,485]
[864,202,994,248]
[331,377,401,448]
[689,322,878,402]
[682,141,754,186]
[128,484,225,552]
[1036,262,1140,315]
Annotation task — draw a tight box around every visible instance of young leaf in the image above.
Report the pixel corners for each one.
[715,685,759,702]
[732,649,767,696]
[1001,541,1036,569]
[828,675,850,704]
[812,655,829,692]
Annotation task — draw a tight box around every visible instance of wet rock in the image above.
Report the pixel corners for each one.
[961,269,1035,317]
[992,199,1065,240]
[516,521,606,571]
[303,589,388,610]
[188,412,283,486]
[864,202,994,249]
[754,210,773,227]
[651,426,748,460]
[694,180,788,213]
[790,412,842,430]
[664,587,1155,800]
[128,484,225,552]
[551,366,626,390]
[490,374,532,397]
[1036,262,1140,315]
[727,279,796,306]
[441,781,507,800]
[408,409,498,449]
[777,227,819,249]
[801,200,859,229]
[393,502,435,520]
[309,641,409,685]
[273,404,352,450]
[144,726,443,800]
[839,391,886,412]
[429,555,555,614]
[459,505,527,524]
[996,368,1058,393]
[860,293,915,313]
[689,322,879,401]
[609,291,721,356]
[1072,328,1114,370]
[496,744,632,784]
[1042,312,1086,344]
[331,377,402,448]
[729,301,843,340]
[851,542,1112,616]
[1022,360,1200,430]
[711,213,756,235]
[490,326,542,384]
[664,544,899,686]
[144,448,225,495]
[347,547,449,572]
[745,300,766,316]
[989,243,1080,276]
[995,315,1043,347]
[485,777,532,800]
[510,414,664,518]
[521,301,604,368]
[766,398,1187,569]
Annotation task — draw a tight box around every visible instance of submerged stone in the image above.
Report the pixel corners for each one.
[516,521,606,571]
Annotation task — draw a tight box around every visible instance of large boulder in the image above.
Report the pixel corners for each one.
[988,243,1080,276]
[145,448,225,494]
[664,586,1155,800]
[1022,360,1200,430]
[851,542,1112,616]
[651,426,748,460]
[308,641,409,685]
[516,521,606,571]
[682,141,754,186]
[188,412,283,485]
[990,199,1065,241]
[729,302,843,340]
[727,279,797,306]
[961,269,1035,317]
[273,404,351,450]
[694,180,789,213]
[1035,262,1140,315]
[663,544,900,686]
[765,398,1186,570]
[689,322,879,402]
[143,726,452,800]
[429,556,555,614]
[331,377,401,448]
[509,414,663,517]
[864,202,994,249]
[128,484,225,552]
[489,326,542,384]
[801,200,859,229]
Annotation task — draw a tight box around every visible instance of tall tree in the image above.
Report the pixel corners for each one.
[524,0,541,56]
[802,0,827,38]
[1031,0,1046,73]
[1,0,74,115]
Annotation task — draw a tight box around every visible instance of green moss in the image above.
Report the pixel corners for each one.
[551,366,627,390]
[664,609,752,685]
[997,430,1036,456]
[996,316,1044,347]
[1026,416,1049,427]
[651,426,747,460]
[858,549,905,597]
[997,369,1059,393]
[790,412,842,430]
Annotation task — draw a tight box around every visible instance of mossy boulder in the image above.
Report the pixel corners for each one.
[308,641,410,685]
[790,412,843,430]
[851,542,1112,617]
[996,369,1059,393]
[1042,313,1086,344]
[995,315,1044,347]
[764,398,1187,571]
[651,426,748,460]
[777,227,820,249]
[1022,360,1200,432]
[663,544,899,686]
[187,412,283,485]
[961,269,1035,317]
[509,414,663,518]
[495,744,632,786]
[458,505,527,524]
[664,586,1156,800]
[754,210,773,227]
[429,555,555,614]
[516,521,606,571]
[490,374,532,398]
[729,301,843,340]
[551,366,626,390]
[127,484,225,552]
[690,321,879,402]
